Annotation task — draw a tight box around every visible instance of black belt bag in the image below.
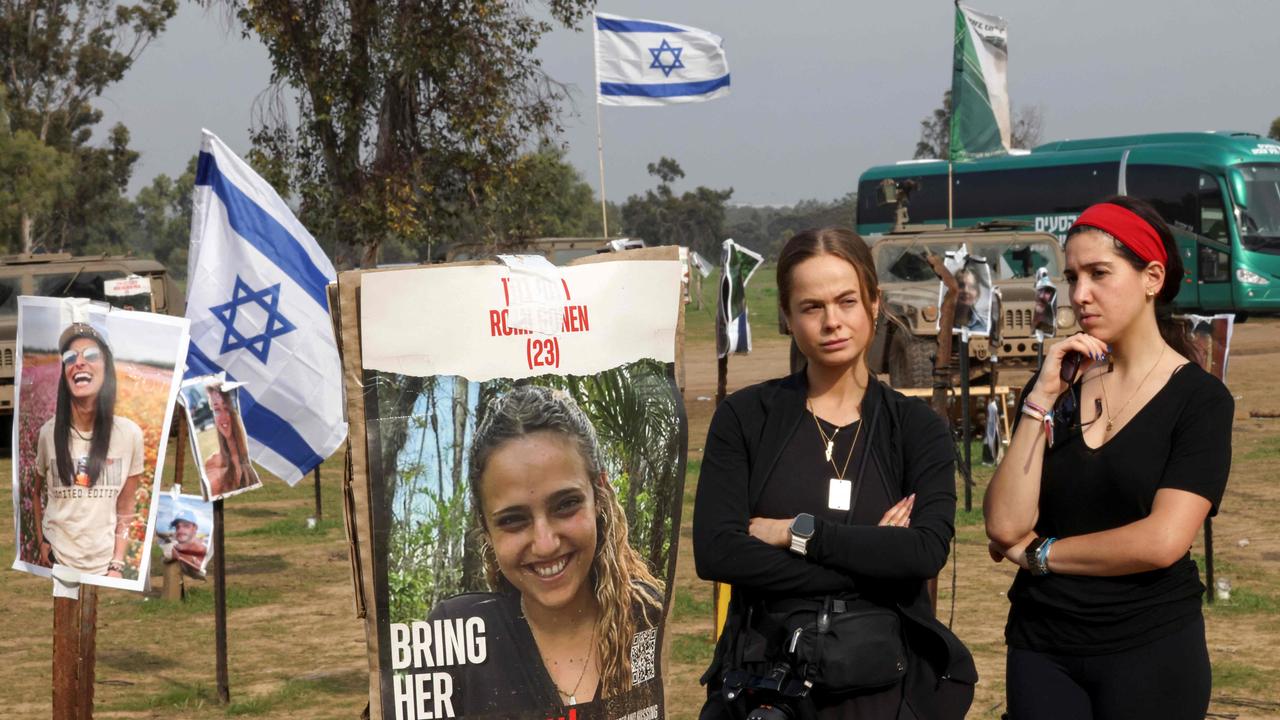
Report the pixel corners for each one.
[783,597,908,693]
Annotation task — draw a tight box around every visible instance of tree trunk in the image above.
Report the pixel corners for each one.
[20,212,33,254]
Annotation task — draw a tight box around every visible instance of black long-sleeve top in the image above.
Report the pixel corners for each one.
[692,372,977,702]
[694,373,956,598]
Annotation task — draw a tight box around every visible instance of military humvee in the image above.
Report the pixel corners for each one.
[0,254,182,415]
[867,223,1079,388]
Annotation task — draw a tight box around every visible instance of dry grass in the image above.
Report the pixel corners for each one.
[2,312,1278,719]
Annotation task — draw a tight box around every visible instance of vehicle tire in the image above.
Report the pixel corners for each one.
[888,331,934,389]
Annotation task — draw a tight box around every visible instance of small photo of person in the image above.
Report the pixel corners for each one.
[1032,268,1059,337]
[937,250,994,337]
[424,385,666,717]
[154,493,214,579]
[179,375,262,501]
[11,297,189,592]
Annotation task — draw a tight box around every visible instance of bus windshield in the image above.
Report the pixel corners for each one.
[1237,163,1280,254]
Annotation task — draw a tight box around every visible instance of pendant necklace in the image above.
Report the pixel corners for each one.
[808,400,862,479]
[525,599,597,706]
[1100,345,1165,432]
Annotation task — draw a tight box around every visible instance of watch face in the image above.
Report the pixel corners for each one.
[792,513,815,537]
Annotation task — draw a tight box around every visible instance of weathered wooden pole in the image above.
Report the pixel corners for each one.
[313,466,323,523]
[212,499,230,703]
[52,584,98,720]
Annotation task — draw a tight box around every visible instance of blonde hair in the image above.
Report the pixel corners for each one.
[470,385,665,698]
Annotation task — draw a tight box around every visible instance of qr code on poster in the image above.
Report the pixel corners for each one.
[631,628,658,685]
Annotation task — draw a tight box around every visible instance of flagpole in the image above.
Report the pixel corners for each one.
[948,161,954,228]
[596,107,609,238]
[592,12,610,238]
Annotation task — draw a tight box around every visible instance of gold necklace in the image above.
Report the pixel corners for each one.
[808,400,863,480]
[1100,345,1165,432]
[525,600,597,706]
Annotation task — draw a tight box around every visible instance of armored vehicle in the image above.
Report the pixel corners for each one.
[867,223,1079,388]
[0,254,182,415]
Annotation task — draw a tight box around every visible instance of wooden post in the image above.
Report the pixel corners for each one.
[313,466,323,523]
[52,584,98,720]
[212,499,230,703]
[163,408,188,601]
[162,560,185,602]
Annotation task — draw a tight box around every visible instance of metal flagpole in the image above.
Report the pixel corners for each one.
[948,161,954,228]
[592,14,610,238]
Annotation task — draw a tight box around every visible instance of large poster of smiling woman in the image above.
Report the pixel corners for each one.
[10,297,189,592]
[346,251,685,720]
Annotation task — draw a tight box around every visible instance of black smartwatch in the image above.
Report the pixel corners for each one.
[789,513,816,556]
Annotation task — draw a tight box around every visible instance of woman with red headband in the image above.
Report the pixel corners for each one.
[984,196,1233,719]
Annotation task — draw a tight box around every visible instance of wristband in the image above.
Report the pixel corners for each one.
[107,560,126,573]
[1038,537,1057,574]
[1020,403,1045,422]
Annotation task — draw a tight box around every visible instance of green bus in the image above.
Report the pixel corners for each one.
[855,132,1280,315]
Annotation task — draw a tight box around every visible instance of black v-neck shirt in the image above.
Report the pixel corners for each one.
[1006,362,1234,655]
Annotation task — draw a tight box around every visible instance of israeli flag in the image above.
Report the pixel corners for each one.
[185,130,347,485]
[594,12,730,106]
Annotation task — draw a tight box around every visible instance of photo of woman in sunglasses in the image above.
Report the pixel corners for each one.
[29,321,146,578]
[11,297,189,592]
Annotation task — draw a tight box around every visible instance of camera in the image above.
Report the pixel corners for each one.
[745,703,796,720]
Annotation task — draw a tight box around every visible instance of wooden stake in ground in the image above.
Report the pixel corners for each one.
[52,584,98,720]
[212,499,230,703]
[314,466,323,522]
[164,408,189,602]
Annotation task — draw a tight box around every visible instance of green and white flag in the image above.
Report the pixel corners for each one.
[950,3,1011,161]
[716,239,763,358]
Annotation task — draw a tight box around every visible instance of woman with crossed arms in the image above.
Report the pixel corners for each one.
[986,196,1234,720]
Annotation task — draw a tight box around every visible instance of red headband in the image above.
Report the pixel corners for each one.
[1069,203,1167,265]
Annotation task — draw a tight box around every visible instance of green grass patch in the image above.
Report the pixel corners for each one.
[1212,660,1272,692]
[136,585,280,617]
[107,680,220,712]
[674,586,713,620]
[672,632,715,665]
[1206,586,1280,616]
[1240,434,1280,461]
[235,512,341,538]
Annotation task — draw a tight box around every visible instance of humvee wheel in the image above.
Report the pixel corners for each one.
[888,331,934,389]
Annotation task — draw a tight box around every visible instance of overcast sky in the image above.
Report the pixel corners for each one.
[99,1,1280,208]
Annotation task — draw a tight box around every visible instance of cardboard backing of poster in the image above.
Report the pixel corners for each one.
[338,248,687,720]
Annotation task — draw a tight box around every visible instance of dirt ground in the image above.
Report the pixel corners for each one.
[2,318,1278,719]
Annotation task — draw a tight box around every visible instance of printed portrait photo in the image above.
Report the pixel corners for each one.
[154,492,215,579]
[179,374,263,501]
[936,248,995,338]
[10,296,189,592]
[371,367,683,720]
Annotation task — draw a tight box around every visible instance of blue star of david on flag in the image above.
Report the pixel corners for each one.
[208,275,297,363]
[648,39,684,77]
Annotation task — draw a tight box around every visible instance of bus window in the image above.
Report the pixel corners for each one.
[1126,165,1202,234]
[1199,175,1229,241]
[1236,164,1280,255]
[1199,246,1230,283]
[857,176,949,226]
[954,163,1118,219]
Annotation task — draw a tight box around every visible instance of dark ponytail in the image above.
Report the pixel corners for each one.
[1066,195,1198,361]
